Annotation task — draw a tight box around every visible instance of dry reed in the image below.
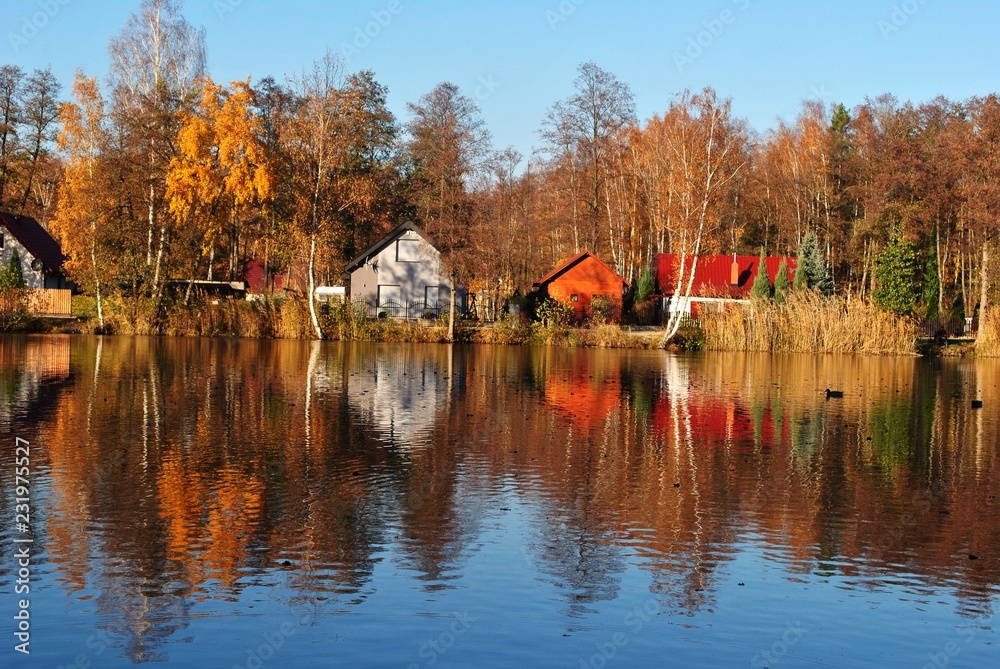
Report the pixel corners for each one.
[701,292,919,355]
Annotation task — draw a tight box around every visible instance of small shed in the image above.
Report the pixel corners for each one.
[533,251,630,322]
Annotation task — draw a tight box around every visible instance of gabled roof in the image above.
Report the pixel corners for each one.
[533,251,630,288]
[0,211,67,275]
[344,221,437,272]
[656,253,796,299]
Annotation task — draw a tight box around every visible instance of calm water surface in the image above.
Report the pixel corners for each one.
[0,335,998,668]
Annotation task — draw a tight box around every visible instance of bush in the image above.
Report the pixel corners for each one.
[535,297,575,328]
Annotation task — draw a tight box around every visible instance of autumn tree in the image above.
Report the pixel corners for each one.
[539,61,635,257]
[107,0,206,296]
[166,77,274,301]
[654,88,749,346]
[0,65,23,211]
[52,72,112,330]
[405,81,492,340]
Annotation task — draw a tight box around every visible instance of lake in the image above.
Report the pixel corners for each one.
[0,335,997,668]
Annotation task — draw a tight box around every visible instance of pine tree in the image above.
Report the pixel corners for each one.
[774,258,791,303]
[792,255,808,291]
[2,249,26,289]
[796,232,834,295]
[749,249,772,301]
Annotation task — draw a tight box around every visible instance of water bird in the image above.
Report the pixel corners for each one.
[971,400,983,409]
[825,388,844,398]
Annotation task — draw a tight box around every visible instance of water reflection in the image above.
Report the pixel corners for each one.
[0,336,997,664]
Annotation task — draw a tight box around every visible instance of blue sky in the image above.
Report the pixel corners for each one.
[3,0,999,159]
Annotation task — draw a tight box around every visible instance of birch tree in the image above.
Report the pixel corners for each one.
[655,88,748,347]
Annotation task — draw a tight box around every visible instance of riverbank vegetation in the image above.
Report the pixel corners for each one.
[701,292,920,355]
[1,1,997,351]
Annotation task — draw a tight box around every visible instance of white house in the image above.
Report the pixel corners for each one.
[343,221,465,315]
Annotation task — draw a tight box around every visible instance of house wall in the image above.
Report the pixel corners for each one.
[545,257,625,320]
[1,229,47,289]
[349,229,457,307]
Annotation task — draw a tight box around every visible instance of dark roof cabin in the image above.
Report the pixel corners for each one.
[0,212,73,290]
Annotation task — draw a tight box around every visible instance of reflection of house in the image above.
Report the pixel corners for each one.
[533,251,629,322]
[343,221,465,311]
[656,253,795,317]
[545,366,621,433]
[0,211,74,289]
[346,353,445,447]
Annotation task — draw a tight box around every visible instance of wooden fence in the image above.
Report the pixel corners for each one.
[29,289,72,316]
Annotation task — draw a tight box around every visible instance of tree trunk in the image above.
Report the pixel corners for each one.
[979,242,989,336]
[307,233,322,339]
[92,221,104,331]
[448,273,456,342]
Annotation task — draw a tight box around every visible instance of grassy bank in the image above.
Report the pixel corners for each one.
[700,292,920,355]
[64,295,655,348]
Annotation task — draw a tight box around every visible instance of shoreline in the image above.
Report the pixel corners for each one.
[7,315,986,357]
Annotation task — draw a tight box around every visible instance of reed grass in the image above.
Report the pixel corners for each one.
[701,292,919,355]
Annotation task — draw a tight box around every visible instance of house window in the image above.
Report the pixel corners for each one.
[397,239,420,262]
[570,294,579,302]
[425,285,439,308]
[0,232,4,248]
[377,285,401,306]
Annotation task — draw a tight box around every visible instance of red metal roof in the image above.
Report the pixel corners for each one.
[0,211,67,275]
[656,253,796,299]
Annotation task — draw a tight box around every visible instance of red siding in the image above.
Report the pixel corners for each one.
[535,252,628,321]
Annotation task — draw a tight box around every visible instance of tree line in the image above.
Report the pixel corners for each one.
[3,0,997,335]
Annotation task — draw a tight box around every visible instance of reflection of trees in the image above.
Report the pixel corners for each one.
[5,337,1000,659]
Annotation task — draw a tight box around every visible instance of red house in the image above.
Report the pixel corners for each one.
[656,253,796,317]
[533,251,630,322]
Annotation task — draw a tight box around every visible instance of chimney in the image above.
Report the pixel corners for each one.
[730,261,740,285]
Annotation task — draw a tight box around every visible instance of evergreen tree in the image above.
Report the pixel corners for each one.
[872,233,919,315]
[922,243,940,319]
[774,258,791,303]
[634,266,654,302]
[749,249,772,301]
[792,256,807,291]
[794,232,834,295]
[1,249,26,289]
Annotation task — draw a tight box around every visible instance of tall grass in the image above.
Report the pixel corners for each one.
[701,292,919,355]
[975,309,1000,356]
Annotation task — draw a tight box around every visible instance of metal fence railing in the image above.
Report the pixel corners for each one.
[920,317,978,339]
[353,299,452,321]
